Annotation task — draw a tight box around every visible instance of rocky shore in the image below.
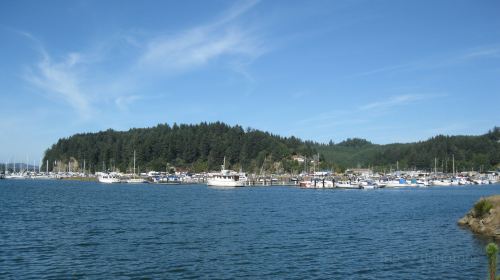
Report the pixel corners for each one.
[458,195,500,237]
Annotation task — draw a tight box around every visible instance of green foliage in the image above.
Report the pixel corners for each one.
[42,122,317,173]
[42,123,500,173]
[486,242,498,280]
[475,199,494,218]
[337,138,373,148]
[317,129,500,171]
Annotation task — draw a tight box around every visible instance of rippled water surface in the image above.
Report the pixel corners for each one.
[1,180,499,279]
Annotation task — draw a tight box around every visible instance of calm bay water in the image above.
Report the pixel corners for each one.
[1,180,499,279]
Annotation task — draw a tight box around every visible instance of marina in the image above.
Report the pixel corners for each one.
[1,161,498,189]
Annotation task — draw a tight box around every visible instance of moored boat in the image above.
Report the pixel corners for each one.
[207,158,245,187]
[335,180,360,189]
[97,172,121,184]
[126,150,148,183]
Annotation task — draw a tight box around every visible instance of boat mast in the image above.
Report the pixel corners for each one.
[46,160,49,174]
[434,157,437,174]
[133,150,136,178]
[452,154,455,177]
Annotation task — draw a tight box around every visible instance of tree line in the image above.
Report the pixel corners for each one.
[316,127,500,172]
[42,123,500,174]
[42,122,317,174]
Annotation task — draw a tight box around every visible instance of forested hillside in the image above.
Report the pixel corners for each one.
[316,127,500,172]
[43,123,500,173]
[43,122,317,173]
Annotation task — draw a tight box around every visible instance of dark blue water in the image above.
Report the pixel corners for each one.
[0,180,499,279]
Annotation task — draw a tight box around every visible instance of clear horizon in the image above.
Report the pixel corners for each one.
[1,0,499,162]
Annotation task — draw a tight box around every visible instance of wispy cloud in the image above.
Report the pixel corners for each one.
[459,46,500,60]
[138,0,265,74]
[26,49,92,118]
[296,93,444,126]
[114,95,143,111]
[345,44,500,79]
[359,94,433,111]
[19,0,267,119]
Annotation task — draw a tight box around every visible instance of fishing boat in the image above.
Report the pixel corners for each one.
[335,180,360,189]
[299,179,334,188]
[97,172,121,184]
[207,157,244,187]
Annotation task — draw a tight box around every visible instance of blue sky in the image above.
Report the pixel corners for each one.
[1,0,499,163]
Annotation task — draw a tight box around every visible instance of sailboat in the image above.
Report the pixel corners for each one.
[5,161,27,179]
[126,150,148,184]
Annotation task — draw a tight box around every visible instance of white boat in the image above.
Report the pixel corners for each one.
[384,179,409,188]
[97,173,121,184]
[359,180,377,189]
[31,174,53,180]
[300,179,334,188]
[432,179,452,186]
[416,179,429,187]
[126,178,148,184]
[207,171,244,187]
[207,157,244,187]
[374,181,386,188]
[458,178,469,185]
[154,175,181,184]
[335,181,360,189]
[5,173,27,179]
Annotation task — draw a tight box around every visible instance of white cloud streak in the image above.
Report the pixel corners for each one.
[26,50,92,118]
[115,95,143,111]
[22,0,265,119]
[358,94,431,111]
[296,93,443,126]
[138,0,265,73]
[345,45,500,79]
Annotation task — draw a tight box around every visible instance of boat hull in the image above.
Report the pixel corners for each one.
[126,178,148,184]
[98,177,121,184]
[207,179,244,187]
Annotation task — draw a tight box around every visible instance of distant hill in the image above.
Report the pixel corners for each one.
[316,127,500,172]
[42,123,500,173]
[42,122,317,173]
